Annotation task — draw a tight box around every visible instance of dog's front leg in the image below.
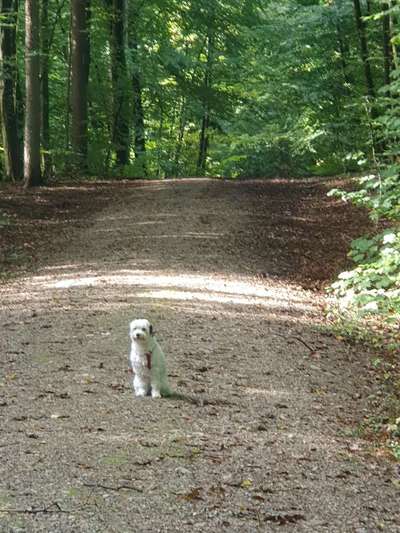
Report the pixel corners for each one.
[151,381,162,398]
[151,387,161,398]
[133,375,148,397]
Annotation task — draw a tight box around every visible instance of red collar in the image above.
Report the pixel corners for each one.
[128,348,153,374]
[145,351,152,370]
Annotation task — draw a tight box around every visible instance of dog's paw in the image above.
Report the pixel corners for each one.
[151,389,162,398]
[135,389,147,397]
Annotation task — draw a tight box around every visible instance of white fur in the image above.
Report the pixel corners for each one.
[129,319,171,398]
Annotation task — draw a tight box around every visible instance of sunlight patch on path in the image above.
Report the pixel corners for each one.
[134,288,313,311]
[40,270,305,302]
[0,268,319,321]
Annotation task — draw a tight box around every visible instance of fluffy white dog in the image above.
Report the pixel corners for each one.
[128,319,171,398]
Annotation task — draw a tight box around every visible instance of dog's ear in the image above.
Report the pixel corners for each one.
[129,321,136,338]
[149,324,153,336]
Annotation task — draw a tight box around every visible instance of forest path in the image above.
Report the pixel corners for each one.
[0,179,399,532]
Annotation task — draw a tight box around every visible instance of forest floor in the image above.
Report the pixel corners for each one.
[0,178,399,532]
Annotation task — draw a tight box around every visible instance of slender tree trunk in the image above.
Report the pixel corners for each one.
[197,111,209,175]
[352,0,383,155]
[109,0,130,167]
[391,0,399,69]
[65,10,72,154]
[197,30,214,175]
[130,26,146,170]
[353,0,376,99]
[156,96,164,177]
[335,20,351,91]
[382,1,394,85]
[24,0,42,187]
[15,49,24,174]
[132,69,145,161]
[71,0,90,172]
[0,0,21,180]
[173,95,186,176]
[41,0,52,178]
[15,0,23,172]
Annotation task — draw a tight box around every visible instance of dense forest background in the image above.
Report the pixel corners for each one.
[0,0,399,183]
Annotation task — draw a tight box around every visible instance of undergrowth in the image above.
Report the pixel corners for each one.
[328,169,400,461]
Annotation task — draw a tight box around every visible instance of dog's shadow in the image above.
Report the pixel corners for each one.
[167,391,232,408]
[126,382,233,408]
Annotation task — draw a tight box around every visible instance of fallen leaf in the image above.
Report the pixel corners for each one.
[179,488,203,502]
[264,512,305,525]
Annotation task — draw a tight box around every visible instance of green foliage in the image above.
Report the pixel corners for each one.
[330,229,400,320]
[329,169,400,222]
[387,418,400,461]
[328,173,400,335]
[1,0,393,179]
[0,210,11,226]
[327,2,400,346]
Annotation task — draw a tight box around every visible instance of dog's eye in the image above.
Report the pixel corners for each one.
[142,328,146,332]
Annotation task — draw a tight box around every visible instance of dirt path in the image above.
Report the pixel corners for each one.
[0,179,399,532]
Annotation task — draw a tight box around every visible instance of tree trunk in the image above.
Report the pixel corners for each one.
[24,0,42,187]
[156,95,164,177]
[130,26,146,170]
[173,95,187,176]
[15,0,23,172]
[197,111,209,175]
[382,1,394,86]
[391,0,399,69]
[335,10,351,92]
[109,0,130,167]
[71,0,90,171]
[353,0,376,99]
[65,9,72,154]
[197,30,214,175]
[0,0,21,181]
[132,68,145,162]
[41,0,52,178]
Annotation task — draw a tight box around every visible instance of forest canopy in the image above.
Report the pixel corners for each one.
[0,0,399,182]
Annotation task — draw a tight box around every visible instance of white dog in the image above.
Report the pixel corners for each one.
[128,319,171,398]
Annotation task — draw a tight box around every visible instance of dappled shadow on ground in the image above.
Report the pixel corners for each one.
[0,178,373,288]
[0,274,396,531]
[1,179,399,532]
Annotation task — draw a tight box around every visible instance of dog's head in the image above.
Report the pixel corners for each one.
[129,318,154,342]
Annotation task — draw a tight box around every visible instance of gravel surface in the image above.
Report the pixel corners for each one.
[1,179,399,532]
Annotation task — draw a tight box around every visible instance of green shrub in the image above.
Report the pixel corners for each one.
[330,229,400,321]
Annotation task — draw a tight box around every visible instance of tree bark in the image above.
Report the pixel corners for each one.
[24,0,42,187]
[109,0,130,167]
[65,8,72,154]
[382,1,394,86]
[197,110,209,175]
[391,0,399,69]
[130,25,146,169]
[335,11,351,92]
[0,0,21,181]
[41,0,52,178]
[197,30,214,175]
[71,0,90,171]
[173,95,187,176]
[353,0,376,99]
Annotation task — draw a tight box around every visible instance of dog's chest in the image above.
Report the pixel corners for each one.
[130,346,152,375]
